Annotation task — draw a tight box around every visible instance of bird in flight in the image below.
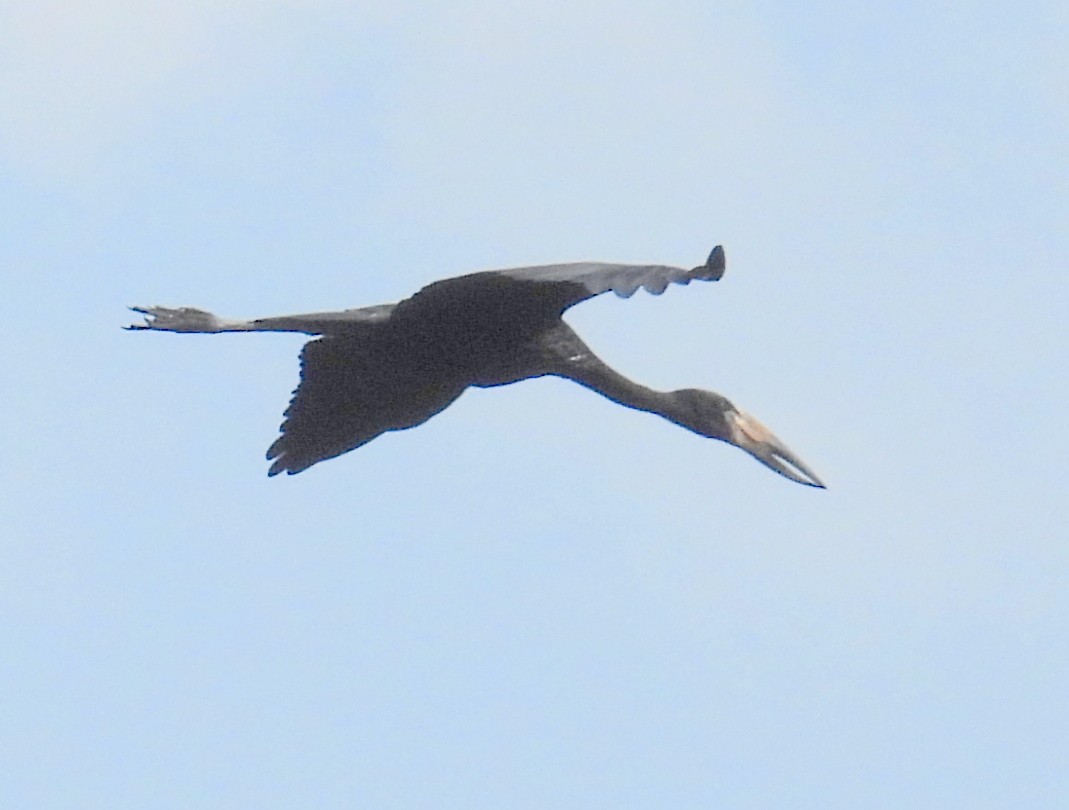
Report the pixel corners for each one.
[127,245,824,486]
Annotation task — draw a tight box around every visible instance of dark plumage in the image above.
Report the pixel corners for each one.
[128,245,824,486]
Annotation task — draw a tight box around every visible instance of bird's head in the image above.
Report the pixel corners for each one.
[670,389,825,487]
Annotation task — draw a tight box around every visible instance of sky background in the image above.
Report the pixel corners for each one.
[2,1,1067,807]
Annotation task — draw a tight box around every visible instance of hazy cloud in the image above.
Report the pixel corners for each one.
[0,0,393,179]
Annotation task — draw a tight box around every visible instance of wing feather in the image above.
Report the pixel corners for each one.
[495,245,724,306]
[266,335,465,476]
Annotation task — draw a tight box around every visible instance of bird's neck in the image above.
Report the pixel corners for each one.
[543,324,685,424]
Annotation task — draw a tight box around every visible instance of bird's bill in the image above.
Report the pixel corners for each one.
[729,410,826,488]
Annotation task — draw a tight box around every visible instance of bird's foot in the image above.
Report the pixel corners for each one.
[124,306,223,333]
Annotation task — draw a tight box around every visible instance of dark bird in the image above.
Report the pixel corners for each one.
[127,245,824,486]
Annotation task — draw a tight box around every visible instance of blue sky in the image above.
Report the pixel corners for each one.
[2,1,1067,807]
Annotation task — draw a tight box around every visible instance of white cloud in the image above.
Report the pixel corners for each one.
[0,1,209,175]
[0,0,392,180]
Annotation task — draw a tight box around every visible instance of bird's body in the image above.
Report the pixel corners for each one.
[128,245,825,486]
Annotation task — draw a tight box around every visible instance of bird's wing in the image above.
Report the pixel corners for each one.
[495,245,724,307]
[266,335,466,476]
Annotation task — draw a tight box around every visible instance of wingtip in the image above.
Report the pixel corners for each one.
[706,245,725,280]
[266,441,284,476]
[266,448,312,477]
[691,245,725,281]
